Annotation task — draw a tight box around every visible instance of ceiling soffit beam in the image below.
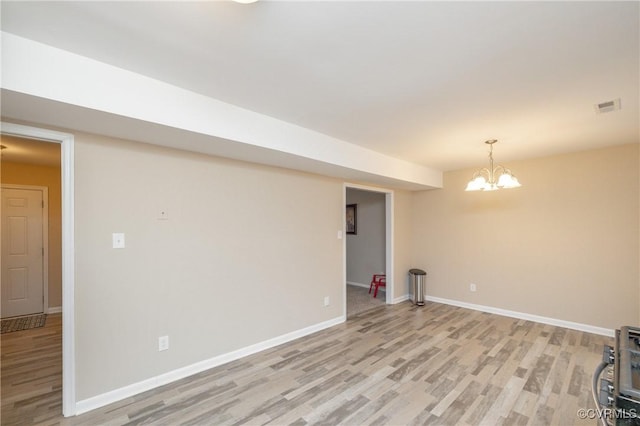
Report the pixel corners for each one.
[1,32,442,189]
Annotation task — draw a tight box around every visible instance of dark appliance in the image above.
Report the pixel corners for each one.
[594,326,640,425]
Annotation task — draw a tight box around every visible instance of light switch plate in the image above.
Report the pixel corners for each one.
[112,233,125,249]
[158,336,169,351]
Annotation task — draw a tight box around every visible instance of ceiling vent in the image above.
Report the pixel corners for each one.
[594,98,621,114]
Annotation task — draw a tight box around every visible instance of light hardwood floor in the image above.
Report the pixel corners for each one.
[1,303,611,425]
[1,313,62,425]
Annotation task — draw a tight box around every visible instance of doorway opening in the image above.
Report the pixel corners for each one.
[343,184,393,319]
[0,122,75,417]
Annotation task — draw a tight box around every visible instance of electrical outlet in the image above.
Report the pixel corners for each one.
[470,283,477,292]
[158,336,169,351]
[324,296,330,307]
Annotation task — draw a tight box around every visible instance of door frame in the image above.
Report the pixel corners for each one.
[1,184,49,317]
[1,122,75,417]
[343,183,394,317]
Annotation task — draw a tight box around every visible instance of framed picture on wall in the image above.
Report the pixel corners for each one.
[346,204,357,235]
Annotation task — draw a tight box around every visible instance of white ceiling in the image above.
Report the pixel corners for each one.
[1,1,638,172]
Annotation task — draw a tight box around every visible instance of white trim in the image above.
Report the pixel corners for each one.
[346,281,371,290]
[393,294,410,304]
[347,281,386,295]
[425,295,614,337]
[1,184,49,316]
[343,188,348,321]
[47,306,62,314]
[75,315,345,415]
[1,122,76,416]
[385,191,394,306]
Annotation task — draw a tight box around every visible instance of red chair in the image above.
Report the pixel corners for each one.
[368,274,386,298]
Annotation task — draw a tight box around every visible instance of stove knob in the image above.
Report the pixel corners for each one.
[600,378,614,393]
[602,345,615,364]
[599,387,614,406]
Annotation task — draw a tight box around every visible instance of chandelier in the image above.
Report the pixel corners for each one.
[465,140,521,191]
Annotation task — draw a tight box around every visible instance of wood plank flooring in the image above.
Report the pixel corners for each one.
[1,303,612,425]
[1,313,62,425]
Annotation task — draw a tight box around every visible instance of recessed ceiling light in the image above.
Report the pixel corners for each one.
[594,98,621,114]
[232,0,259,3]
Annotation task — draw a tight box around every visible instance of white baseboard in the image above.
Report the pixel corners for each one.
[393,294,410,304]
[424,295,614,337]
[73,295,613,415]
[47,306,62,314]
[347,281,386,294]
[346,281,370,289]
[75,315,346,415]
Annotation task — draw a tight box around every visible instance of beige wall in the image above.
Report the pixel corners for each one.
[1,161,62,309]
[74,133,344,399]
[393,189,414,300]
[8,121,637,404]
[411,144,639,330]
[346,189,385,286]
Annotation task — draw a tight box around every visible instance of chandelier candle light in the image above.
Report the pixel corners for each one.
[465,139,522,191]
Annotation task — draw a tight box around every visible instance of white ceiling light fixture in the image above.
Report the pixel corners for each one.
[232,0,259,4]
[465,140,521,192]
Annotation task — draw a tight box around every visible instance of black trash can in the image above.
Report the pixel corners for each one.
[409,269,427,306]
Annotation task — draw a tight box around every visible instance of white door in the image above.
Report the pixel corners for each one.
[1,187,45,318]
